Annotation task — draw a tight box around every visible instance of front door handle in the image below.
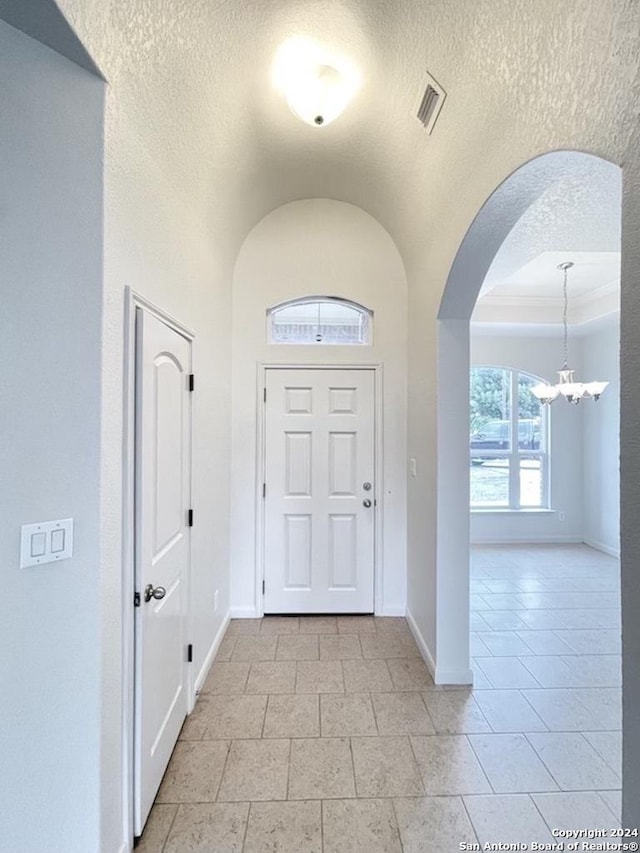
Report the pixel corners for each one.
[363,499,372,508]
[144,583,167,603]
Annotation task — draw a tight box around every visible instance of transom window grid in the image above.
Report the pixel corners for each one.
[268,297,372,345]
[470,366,549,510]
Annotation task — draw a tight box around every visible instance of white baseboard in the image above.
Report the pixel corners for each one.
[471,535,582,546]
[405,608,436,680]
[435,666,475,685]
[193,611,231,696]
[583,538,621,558]
[379,605,407,617]
[229,607,259,618]
[406,608,473,686]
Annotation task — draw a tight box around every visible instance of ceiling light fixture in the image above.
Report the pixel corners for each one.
[273,39,360,128]
[287,63,346,126]
[531,261,609,405]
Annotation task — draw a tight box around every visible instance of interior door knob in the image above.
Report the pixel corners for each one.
[144,583,167,603]
[363,498,372,508]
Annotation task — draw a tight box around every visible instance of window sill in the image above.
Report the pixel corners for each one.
[471,508,555,516]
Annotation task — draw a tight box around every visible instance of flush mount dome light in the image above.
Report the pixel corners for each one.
[273,39,360,127]
[287,64,347,126]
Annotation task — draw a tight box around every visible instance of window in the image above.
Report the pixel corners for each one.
[268,297,371,345]
[470,366,549,509]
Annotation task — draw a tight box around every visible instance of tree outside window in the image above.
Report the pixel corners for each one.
[470,366,549,509]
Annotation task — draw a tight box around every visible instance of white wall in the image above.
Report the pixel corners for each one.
[469,332,584,544]
[230,200,408,617]
[0,22,104,853]
[581,318,620,555]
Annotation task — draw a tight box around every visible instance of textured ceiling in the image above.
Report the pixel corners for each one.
[48,0,640,281]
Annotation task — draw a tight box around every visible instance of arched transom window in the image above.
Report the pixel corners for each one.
[268,297,372,345]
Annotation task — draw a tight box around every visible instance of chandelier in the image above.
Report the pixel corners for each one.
[531,261,609,405]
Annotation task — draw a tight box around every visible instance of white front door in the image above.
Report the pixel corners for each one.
[134,309,192,834]
[263,368,375,613]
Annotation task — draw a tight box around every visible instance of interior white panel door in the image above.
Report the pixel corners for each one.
[134,309,191,834]
[264,368,375,613]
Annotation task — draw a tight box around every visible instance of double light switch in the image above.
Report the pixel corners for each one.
[20,518,74,568]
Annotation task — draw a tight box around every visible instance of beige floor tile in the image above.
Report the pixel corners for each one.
[559,654,622,687]
[163,803,249,853]
[215,637,237,661]
[527,732,621,790]
[201,661,250,694]
[478,631,535,656]
[323,799,402,853]
[514,630,574,655]
[519,655,577,688]
[473,689,547,733]
[244,801,321,853]
[201,694,267,739]
[259,616,300,634]
[570,688,622,730]
[410,735,491,795]
[226,619,261,636]
[320,693,377,736]
[276,634,319,660]
[598,789,622,820]
[374,617,411,635]
[532,791,619,832]
[298,616,337,634]
[521,688,601,731]
[468,734,558,793]
[342,659,393,692]
[295,660,344,693]
[360,633,421,659]
[394,796,477,853]
[480,611,529,631]
[319,634,362,660]
[217,739,290,802]
[421,691,491,734]
[230,636,277,662]
[470,664,493,689]
[245,661,297,694]
[351,736,424,797]
[337,615,376,633]
[157,741,230,803]
[263,694,320,738]
[463,794,555,845]
[516,610,564,630]
[474,657,541,689]
[288,737,355,799]
[555,629,621,655]
[136,804,178,852]
[387,658,434,691]
[372,692,435,735]
[583,731,622,774]
[179,698,209,741]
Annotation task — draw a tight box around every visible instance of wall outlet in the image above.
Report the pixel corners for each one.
[558,511,566,522]
[214,589,219,612]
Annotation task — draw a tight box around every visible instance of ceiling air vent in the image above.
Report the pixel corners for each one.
[416,73,446,134]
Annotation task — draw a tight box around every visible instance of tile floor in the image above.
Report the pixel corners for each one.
[139,544,622,852]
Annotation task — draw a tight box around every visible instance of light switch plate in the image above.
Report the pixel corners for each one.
[20,518,74,568]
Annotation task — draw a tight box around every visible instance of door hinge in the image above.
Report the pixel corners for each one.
[187,643,193,663]
[189,374,195,392]
[262,579,265,595]
[134,591,141,607]
[263,387,267,402]
[262,483,266,498]
[187,509,194,527]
